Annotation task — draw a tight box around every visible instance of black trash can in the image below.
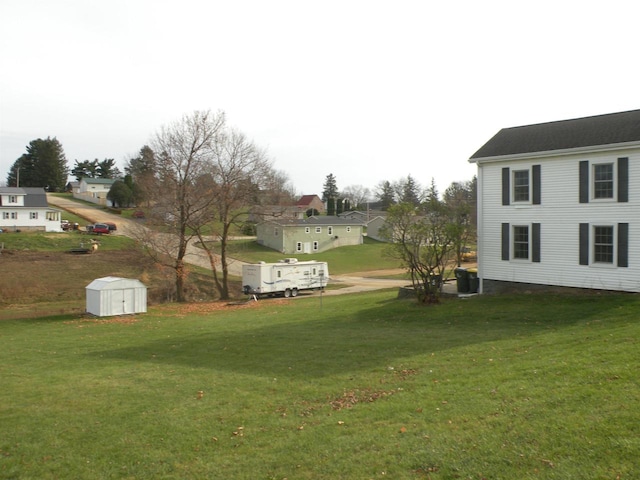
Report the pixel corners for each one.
[467,268,479,293]
[454,267,469,293]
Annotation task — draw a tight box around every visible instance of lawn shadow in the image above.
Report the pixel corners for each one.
[89,292,637,379]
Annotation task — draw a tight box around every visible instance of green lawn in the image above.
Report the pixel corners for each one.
[1,291,638,479]
[225,236,402,275]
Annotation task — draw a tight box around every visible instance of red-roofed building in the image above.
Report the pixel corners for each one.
[296,195,324,215]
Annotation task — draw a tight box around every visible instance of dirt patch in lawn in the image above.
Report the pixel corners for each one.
[0,249,236,320]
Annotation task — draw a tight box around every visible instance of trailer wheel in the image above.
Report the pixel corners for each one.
[283,289,291,298]
[291,288,298,297]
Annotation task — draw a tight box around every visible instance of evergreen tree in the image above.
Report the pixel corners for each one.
[71,159,100,180]
[322,173,339,202]
[424,178,439,210]
[327,197,336,216]
[7,137,68,191]
[107,180,133,208]
[400,175,421,206]
[97,158,120,178]
[376,180,396,210]
[126,146,157,206]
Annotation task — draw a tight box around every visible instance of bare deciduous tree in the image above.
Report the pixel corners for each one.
[341,184,371,210]
[143,110,226,302]
[194,127,273,300]
[380,201,456,304]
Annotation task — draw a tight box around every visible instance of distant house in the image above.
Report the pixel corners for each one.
[256,216,364,254]
[364,215,388,242]
[66,181,80,195]
[0,187,62,232]
[338,210,388,241]
[74,178,116,206]
[470,109,640,293]
[296,195,325,215]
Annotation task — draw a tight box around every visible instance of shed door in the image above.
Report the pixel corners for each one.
[111,289,135,315]
[123,289,135,314]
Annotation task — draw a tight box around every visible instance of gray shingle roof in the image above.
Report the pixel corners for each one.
[0,187,48,207]
[23,188,48,207]
[470,109,640,160]
[265,216,362,227]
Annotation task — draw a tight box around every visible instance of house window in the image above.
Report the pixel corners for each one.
[502,222,541,262]
[9,195,17,203]
[328,226,333,235]
[10,212,17,220]
[580,158,627,204]
[313,241,319,251]
[593,226,614,263]
[274,228,279,236]
[579,223,627,267]
[346,226,351,233]
[30,212,38,220]
[2,212,8,219]
[315,227,321,233]
[305,227,310,234]
[593,163,614,199]
[513,170,529,202]
[296,242,302,252]
[513,225,529,259]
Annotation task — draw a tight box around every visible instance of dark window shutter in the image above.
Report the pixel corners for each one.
[618,157,629,203]
[579,223,589,265]
[502,168,510,206]
[579,161,589,203]
[618,223,629,267]
[532,223,541,263]
[501,223,510,260]
[532,165,541,205]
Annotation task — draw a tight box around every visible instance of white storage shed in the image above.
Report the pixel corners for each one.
[86,276,147,317]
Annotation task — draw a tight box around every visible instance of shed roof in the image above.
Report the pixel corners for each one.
[470,109,640,160]
[86,276,146,290]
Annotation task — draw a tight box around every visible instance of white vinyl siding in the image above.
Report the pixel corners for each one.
[478,147,640,292]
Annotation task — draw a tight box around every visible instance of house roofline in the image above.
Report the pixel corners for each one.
[469,140,640,164]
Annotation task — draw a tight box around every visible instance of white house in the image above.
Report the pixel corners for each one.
[469,109,640,293]
[0,187,62,232]
[74,178,116,206]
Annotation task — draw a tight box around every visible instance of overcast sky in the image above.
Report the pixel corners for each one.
[1,0,638,197]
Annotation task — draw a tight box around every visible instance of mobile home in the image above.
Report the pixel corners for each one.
[242,258,329,298]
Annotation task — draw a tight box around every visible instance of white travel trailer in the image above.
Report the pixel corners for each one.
[242,258,329,298]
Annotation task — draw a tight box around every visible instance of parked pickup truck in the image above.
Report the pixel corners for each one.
[91,223,110,235]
